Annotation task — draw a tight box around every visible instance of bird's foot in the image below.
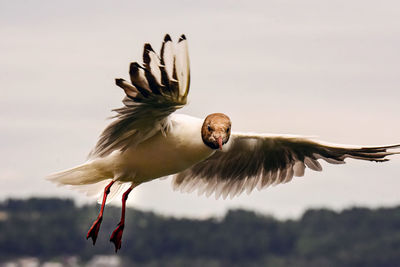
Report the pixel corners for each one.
[86,216,103,245]
[110,222,125,252]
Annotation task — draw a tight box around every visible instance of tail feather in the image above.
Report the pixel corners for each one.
[47,162,131,204]
[47,162,106,185]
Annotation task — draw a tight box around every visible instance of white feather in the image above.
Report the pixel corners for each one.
[175,37,190,96]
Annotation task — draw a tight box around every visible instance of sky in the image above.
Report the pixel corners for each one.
[1,0,399,219]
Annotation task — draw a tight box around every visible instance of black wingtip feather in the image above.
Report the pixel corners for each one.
[179,34,186,42]
[143,44,154,64]
[164,34,172,42]
[129,62,140,75]
[144,43,154,51]
[115,78,125,87]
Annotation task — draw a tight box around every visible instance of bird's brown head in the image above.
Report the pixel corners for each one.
[201,113,231,150]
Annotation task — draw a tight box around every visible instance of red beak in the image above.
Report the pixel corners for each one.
[217,137,223,150]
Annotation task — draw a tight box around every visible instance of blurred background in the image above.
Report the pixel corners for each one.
[1,0,400,266]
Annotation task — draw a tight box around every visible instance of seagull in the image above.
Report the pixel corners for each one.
[48,34,400,252]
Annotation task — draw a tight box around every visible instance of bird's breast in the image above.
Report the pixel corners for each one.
[118,115,214,183]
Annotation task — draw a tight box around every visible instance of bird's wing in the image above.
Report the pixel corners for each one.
[173,132,400,199]
[90,34,190,158]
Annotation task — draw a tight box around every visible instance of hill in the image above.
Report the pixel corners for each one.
[1,198,400,266]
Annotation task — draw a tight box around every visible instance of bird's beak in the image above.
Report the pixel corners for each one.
[217,137,223,150]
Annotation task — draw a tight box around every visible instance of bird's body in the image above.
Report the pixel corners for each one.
[47,34,400,252]
[106,114,213,184]
[53,114,213,185]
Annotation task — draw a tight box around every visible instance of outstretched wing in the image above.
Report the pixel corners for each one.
[173,132,400,199]
[90,34,190,158]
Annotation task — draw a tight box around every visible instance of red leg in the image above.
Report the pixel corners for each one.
[110,186,133,252]
[86,180,115,245]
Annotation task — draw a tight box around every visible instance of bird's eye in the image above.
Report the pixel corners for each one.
[207,125,212,131]
[226,127,230,133]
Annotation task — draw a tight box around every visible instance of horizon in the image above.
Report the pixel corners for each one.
[3,196,400,221]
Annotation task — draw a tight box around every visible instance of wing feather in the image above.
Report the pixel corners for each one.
[143,44,162,95]
[175,35,190,97]
[90,34,190,157]
[129,62,151,96]
[142,43,162,86]
[160,34,175,87]
[173,133,400,199]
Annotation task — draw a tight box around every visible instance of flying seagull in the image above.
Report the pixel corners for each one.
[48,34,400,252]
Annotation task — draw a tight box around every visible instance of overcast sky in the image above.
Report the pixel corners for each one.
[1,0,399,219]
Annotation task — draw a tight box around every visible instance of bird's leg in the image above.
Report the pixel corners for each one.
[86,180,115,245]
[110,185,133,252]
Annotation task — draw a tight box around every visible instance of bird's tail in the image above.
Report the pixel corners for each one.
[47,162,107,185]
[47,161,130,204]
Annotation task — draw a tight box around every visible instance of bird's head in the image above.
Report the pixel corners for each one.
[201,113,231,150]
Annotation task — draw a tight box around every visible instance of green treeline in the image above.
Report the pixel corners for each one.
[1,198,400,266]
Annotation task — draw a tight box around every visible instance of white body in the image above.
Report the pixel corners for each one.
[119,114,213,183]
[63,114,214,186]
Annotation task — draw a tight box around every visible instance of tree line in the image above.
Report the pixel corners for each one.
[1,198,400,266]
